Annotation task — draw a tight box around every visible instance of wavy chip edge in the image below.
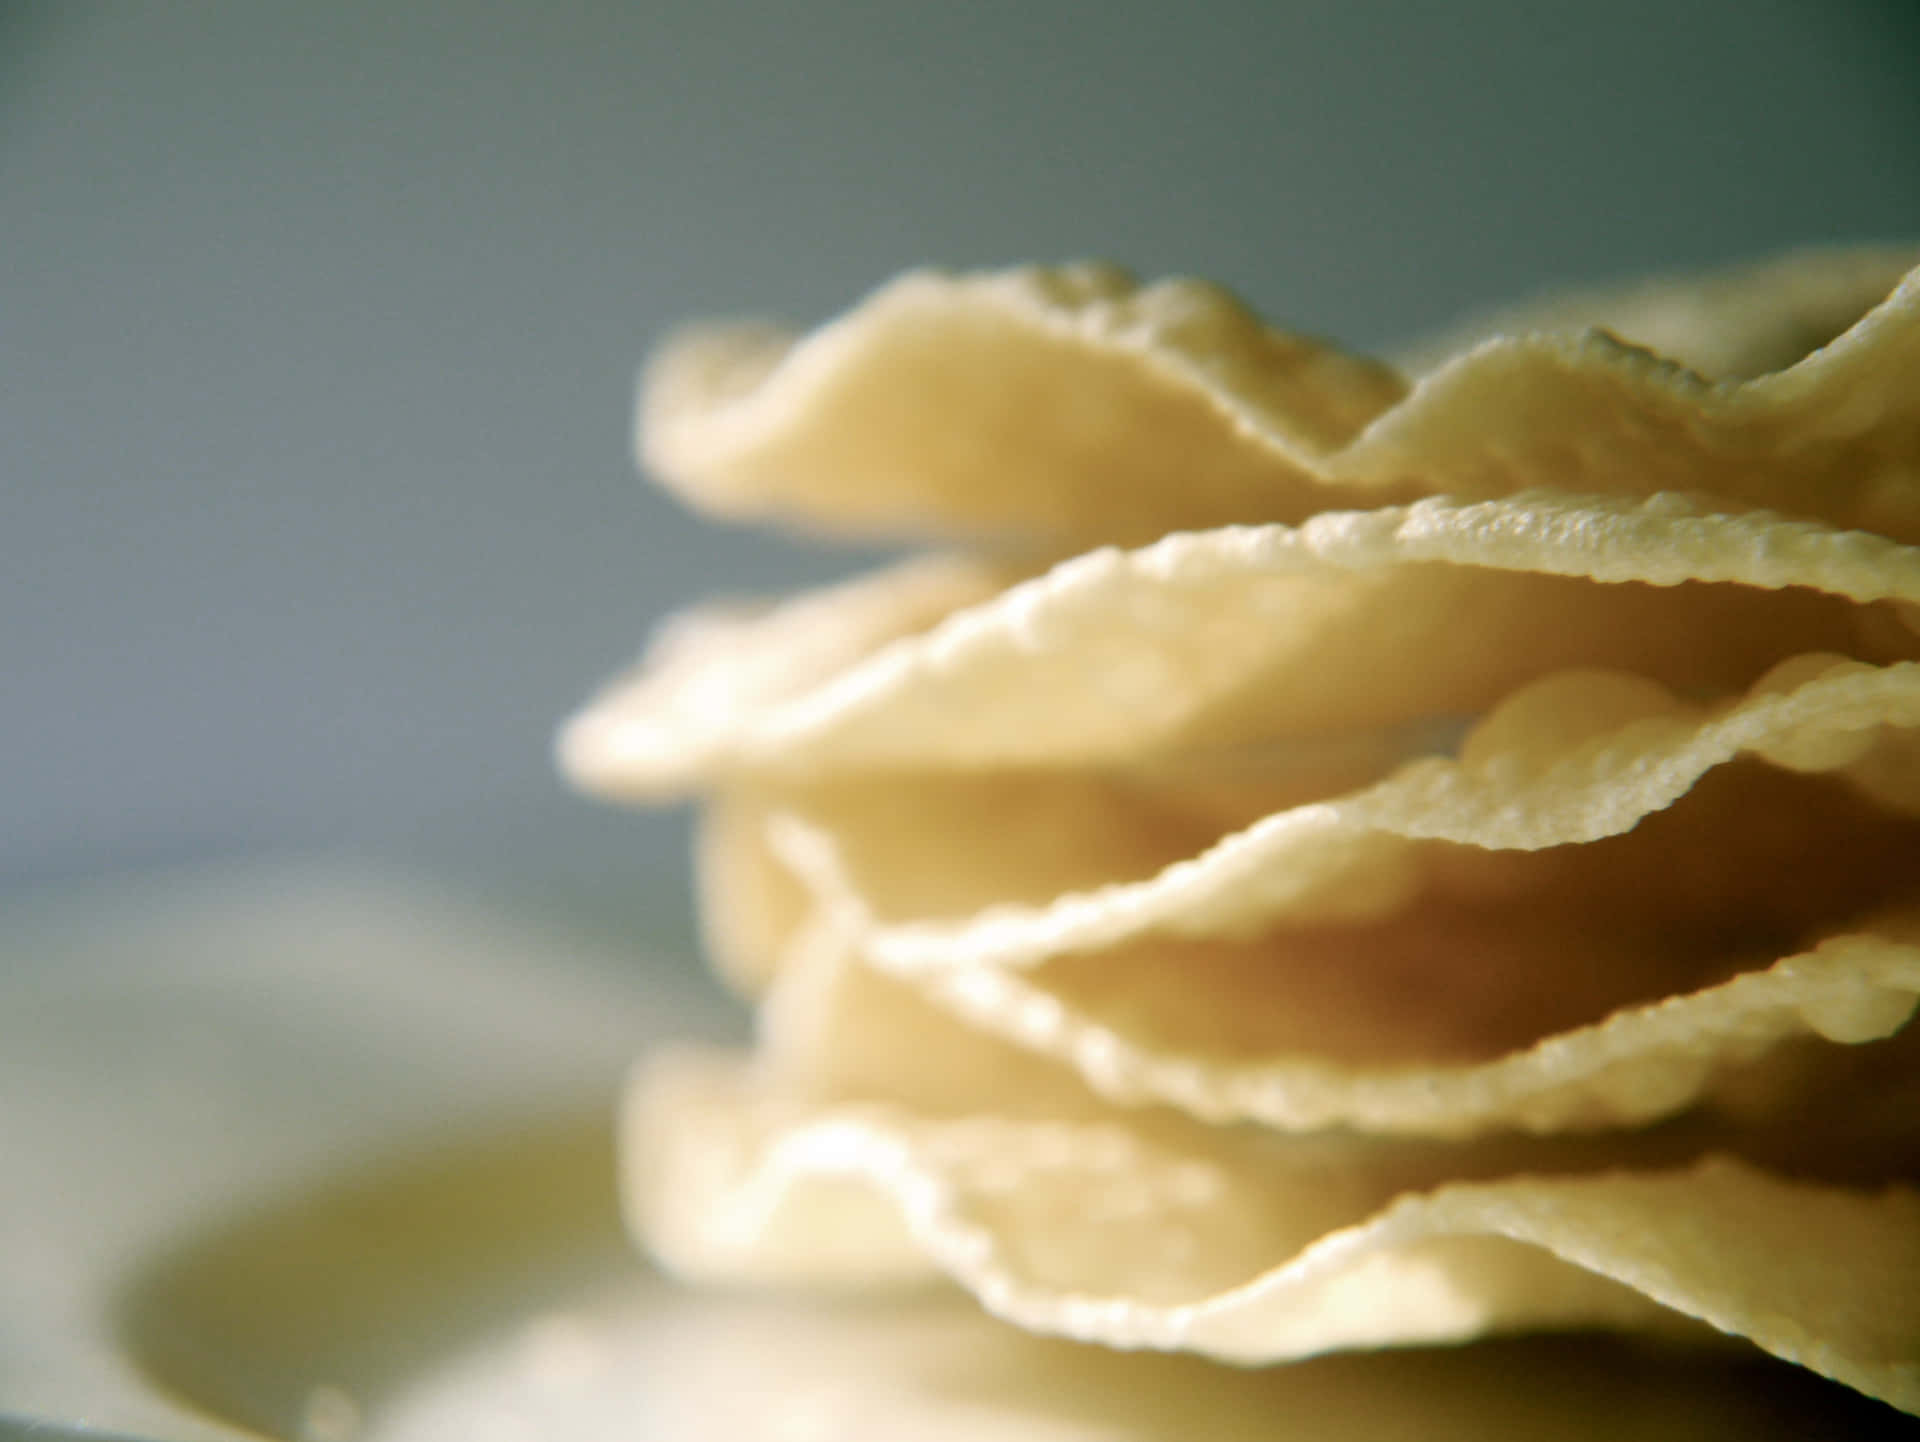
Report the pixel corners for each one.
[639,252,1920,543]
[631,1051,1920,1413]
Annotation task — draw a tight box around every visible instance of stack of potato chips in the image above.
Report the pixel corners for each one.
[560,249,1920,1417]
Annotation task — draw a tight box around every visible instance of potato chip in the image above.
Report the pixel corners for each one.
[640,263,1414,545]
[639,253,1920,545]
[759,840,1920,1135]
[719,746,1920,992]
[766,661,1920,973]
[629,1050,1920,1411]
[759,891,1920,1137]
[701,757,1429,993]
[560,492,1920,798]
[750,799,1920,1141]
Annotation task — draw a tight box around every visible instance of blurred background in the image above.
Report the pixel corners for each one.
[6,0,1920,941]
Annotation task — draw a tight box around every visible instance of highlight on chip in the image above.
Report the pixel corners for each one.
[567,247,1920,1417]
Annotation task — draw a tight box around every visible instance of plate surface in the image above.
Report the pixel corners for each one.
[1,866,1906,1440]
[0,864,724,1439]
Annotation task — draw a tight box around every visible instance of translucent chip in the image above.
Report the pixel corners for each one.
[716,750,1920,1003]
[640,263,1413,545]
[757,892,1920,1138]
[560,492,1920,799]
[639,253,1920,546]
[630,1051,1920,1412]
[764,661,1920,974]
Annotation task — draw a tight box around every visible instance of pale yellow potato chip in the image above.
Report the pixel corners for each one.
[628,1050,1920,1412]
[697,754,1418,997]
[725,742,1920,987]
[695,716,1481,1001]
[559,492,1920,798]
[755,877,1920,1178]
[639,253,1920,545]
[753,848,1920,1138]
[788,660,1920,973]
[761,893,1920,1137]
[640,263,1415,544]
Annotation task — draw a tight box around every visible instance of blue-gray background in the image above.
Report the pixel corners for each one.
[6,1,1920,923]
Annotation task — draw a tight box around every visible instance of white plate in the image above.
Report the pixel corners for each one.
[1,866,1905,1440]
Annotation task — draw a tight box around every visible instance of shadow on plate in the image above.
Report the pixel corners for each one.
[115,1114,629,1439]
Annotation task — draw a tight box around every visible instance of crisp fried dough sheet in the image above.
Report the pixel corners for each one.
[559,493,1920,798]
[630,1051,1920,1411]
[640,253,1920,546]
[747,662,1920,972]
[715,746,1920,986]
[754,894,1920,1138]
[640,264,1414,544]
